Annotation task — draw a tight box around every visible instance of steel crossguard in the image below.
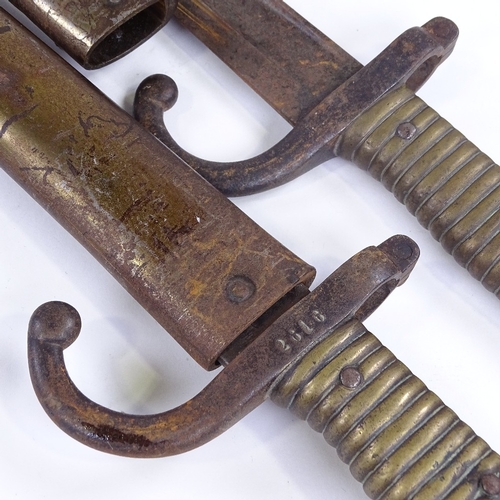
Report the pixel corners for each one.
[27,237,500,498]
[28,236,417,457]
[134,16,457,196]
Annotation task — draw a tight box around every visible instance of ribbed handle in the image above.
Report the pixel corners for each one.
[336,86,500,298]
[271,320,500,499]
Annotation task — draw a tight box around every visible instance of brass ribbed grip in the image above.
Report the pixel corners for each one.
[336,86,500,298]
[271,320,500,499]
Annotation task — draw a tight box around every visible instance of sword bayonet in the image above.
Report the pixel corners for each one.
[131,0,500,302]
[1,2,500,500]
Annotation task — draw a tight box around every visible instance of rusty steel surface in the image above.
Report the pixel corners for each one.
[25,231,500,497]
[134,0,500,299]
[174,0,363,126]
[9,0,177,69]
[8,2,500,299]
[0,9,315,369]
[7,0,500,298]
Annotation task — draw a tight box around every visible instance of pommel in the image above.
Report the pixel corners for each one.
[28,302,81,348]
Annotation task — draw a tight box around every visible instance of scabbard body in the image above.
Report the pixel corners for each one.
[0,9,315,369]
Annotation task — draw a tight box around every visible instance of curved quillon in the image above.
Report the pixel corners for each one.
[134,16,500,299]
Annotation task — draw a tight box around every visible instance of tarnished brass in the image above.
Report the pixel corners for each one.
[7,0,500,299]
[337,86,500,296]
[134,17,457,195]
[8,0,178,69]
[273,318,500,499]
[2,6,500,499]
[0,9,314,369]
[27,235,422,457]
[26,235,500,497]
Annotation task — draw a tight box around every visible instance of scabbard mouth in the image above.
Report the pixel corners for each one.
[9,0,178,69]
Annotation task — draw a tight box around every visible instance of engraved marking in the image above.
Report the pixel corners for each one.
[276,339,291,353]
[119,197,147,223]
[298,320,313,335]
[0,104,38,139]
[275,309,326,354]
[312,310,326,322]
[78,113,133,139]
[67,158,79,176]
[20,166,56,185]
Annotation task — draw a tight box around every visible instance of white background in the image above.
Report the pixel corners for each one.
[1,1,499,499]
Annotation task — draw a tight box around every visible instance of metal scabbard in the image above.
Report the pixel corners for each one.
[0,8,315,369]
[157,0,500,300]
[8,0,500,301]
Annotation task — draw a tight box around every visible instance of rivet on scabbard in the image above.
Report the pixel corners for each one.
[480,474,500,496]
[225,275,256,303]
[396,122,417,140]
[339,366,363,389]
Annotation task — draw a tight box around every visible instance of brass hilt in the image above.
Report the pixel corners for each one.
[336,86,500,298]
[23,233,500,495]
[272,319,500,499]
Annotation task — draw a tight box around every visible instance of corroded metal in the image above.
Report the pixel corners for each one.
[8,0,500,299]
[0,9,315,369]
[174,0,363,126]
[7,0,500,299]
[157,0,500,299]
[3,5,500,498]
[9,0,178,69]
[27,233,500,496]
[134,17,457,195]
